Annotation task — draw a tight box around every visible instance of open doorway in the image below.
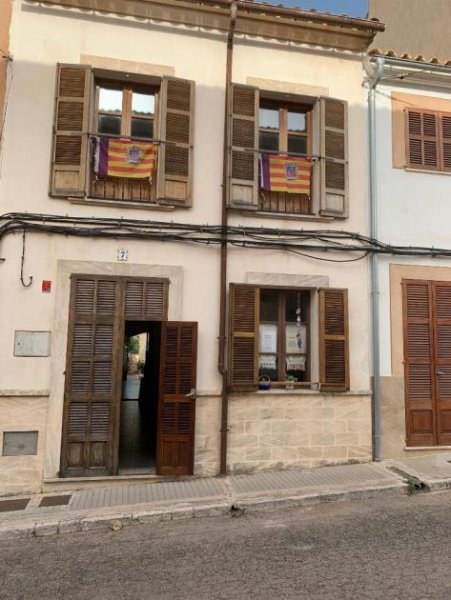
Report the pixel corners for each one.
[119,321,161,474]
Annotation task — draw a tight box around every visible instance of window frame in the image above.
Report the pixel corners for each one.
[258,287,311,386]
[94,79,159,141]
[258,99,312,157]
[90,78,160,204]
[405,107,451,173]
[258,98,314,216]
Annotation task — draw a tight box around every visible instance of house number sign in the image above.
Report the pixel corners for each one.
[117,248,128,261]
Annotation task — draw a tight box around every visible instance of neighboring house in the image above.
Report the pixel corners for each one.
[366,50,451,460]
[368,0,451,63]
[0,0,382,495]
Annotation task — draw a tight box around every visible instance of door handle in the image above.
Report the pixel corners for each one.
[185,388,196,399]
[436,370,445,376]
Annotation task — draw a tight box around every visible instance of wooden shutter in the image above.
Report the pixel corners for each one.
[227,83,259,210]
[61,276,122,477]
[50,64,91,197]
[319,288,349,392]
[124,278,168,320]
[432,282,451,446]
[157,77,194,206]
[403,281,436,446]
[319,98,348,217]
[228,284,259,391]
[156,322,197,476]
[406,109,439,170]
[440,113,451,172]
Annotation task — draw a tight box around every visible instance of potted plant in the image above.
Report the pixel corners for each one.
[285,375,298,390]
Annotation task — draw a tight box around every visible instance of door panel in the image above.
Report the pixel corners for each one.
[404,280,451,446]
[61,276,122,476]
[433,283,451,445]
[403,281,436,446]
[156,322,197,476]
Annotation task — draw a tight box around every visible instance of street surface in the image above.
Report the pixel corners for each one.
[1,491,451,599]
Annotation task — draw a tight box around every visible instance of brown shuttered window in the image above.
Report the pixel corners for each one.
[228,284,259,391]
[319,288,350,392]
[227,83,259,210]
[406,109,451,172]
[157,77,195,207]
[226,86,348,218]
[50,64,92,197]
[229,285,350,393]
[320,97,348,218]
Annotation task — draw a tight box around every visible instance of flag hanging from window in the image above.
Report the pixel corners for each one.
[93,137,158,181]
[260,153,312,194]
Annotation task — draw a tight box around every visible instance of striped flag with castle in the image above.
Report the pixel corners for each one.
[260,153,312,195]
[94,137,158,181]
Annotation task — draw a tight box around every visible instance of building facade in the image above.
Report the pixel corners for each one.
[0,0,382,495]
[367,52,451,461]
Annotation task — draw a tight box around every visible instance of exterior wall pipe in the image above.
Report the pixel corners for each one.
[218,0,237,476]
[366,55,384,461]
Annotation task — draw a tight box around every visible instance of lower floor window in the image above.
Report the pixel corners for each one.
[259,289,309,384]
[229,283,349,392]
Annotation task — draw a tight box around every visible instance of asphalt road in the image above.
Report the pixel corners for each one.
[2,491,451,600]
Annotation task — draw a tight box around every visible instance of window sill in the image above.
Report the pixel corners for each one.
[231,389,371,397]
[69,197,175,211]
[403,167,451,176]
[238,210,334,222]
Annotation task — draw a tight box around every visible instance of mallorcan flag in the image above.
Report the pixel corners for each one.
[94,137,158,181]
[260,153,312,194]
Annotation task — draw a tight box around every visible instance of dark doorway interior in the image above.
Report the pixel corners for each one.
[119,321,161,475]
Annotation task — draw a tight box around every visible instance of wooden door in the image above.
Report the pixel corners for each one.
[156,322,197,475]
[432,283,451,445]
[403,280,451,446]
[60,276,123,476]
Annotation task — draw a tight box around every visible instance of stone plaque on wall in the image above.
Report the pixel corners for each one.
[14,331,51,357]
[3,432,39,456]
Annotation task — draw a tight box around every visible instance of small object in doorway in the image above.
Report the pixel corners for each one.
[258,375,271,391]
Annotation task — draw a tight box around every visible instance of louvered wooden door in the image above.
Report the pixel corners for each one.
[61,276,122,476]
[156,322,197,476]
[403,280,451,446]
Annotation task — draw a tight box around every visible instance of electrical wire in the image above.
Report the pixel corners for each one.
[2,212,451,262]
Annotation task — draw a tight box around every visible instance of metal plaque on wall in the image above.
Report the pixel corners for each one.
[14,331,51,357]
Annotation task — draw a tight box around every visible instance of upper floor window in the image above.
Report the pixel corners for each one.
[91,83,158,203]
[227,84,348,219]
[258,101,312,214]
[406,109,451,173]
[49,64,194,208]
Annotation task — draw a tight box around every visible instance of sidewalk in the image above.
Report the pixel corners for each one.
[1,455,451,541]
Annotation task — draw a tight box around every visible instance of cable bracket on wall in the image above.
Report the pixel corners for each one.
[20,229,33,288]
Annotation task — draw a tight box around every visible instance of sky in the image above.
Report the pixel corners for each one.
[263,0,368,18]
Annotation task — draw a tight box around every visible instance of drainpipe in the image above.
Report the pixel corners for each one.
[218,1,237,476]
[366,56,384,461]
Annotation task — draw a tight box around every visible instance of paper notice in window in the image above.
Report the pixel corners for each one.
[286,355,306,371]
[259,324,278,353]
[259,354,277,370]
[285,323,306,354]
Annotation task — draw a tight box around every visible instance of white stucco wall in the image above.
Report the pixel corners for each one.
[374,80,451,377]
